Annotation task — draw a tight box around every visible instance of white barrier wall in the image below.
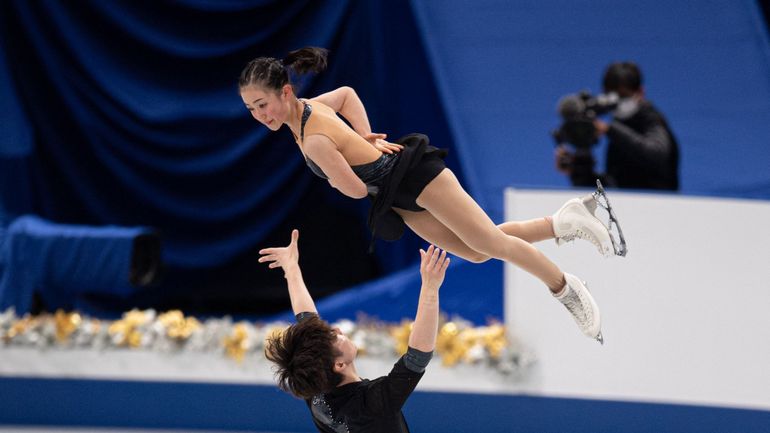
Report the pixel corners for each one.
[504,189,770,410]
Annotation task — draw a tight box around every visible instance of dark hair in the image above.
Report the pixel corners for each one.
[238,47,328,91]
[603,62,643,93]
[264,315,343,399]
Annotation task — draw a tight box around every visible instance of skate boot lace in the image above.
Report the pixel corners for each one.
[561,285,593,330]
[561,228,602,252]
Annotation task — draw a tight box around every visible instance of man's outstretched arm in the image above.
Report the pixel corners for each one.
[408,245,449,353]
[258,229,316,316]
[375,245,449,414]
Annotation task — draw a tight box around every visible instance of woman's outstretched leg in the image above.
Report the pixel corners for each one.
[415,169,565,292]
[497,199,620,255]
[415,169,604,342]
[396,203,555,255]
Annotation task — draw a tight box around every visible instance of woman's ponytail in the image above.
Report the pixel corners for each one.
[239,47,328,91]
[282,47,328,75]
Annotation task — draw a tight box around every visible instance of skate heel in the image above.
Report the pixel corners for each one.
[581,194,598,214]
[552,188,614,257]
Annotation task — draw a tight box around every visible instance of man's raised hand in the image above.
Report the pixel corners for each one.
[259,229,300,273]
[419,245,450,292]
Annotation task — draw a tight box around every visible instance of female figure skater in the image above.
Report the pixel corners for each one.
[239,47,626,343]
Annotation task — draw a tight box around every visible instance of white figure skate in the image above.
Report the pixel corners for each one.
[555,273,603,344]
[553,180,628,257]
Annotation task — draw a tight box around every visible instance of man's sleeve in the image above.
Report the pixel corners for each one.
[366,347,433,414]
[403,346,433,373]
[607,110,674,166]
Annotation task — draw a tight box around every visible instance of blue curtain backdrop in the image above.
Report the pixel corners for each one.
[411,0,770,221]
[0,0,463,316]
[1,0,769,321]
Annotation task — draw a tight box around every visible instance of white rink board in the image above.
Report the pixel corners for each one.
[504,189,770,411]
[0,347,533,395]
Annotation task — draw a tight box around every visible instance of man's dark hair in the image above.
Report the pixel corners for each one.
[265,315,343,399]
[603,62,643,93]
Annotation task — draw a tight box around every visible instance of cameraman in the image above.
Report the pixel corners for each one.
[556,62,679,190]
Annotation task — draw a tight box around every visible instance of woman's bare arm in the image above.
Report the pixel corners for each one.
[311,86,372,136]
[311,87,404,154]
[303,134,368,199]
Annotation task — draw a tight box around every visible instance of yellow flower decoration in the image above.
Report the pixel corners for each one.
[108,309,151,347]
[389,320,413,355]
[223,323,250,363]
[54,310,81,343]
[158,310,200,340]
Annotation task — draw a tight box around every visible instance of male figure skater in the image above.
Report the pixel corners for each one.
[260,229,449,432]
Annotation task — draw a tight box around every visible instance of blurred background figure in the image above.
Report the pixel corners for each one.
[554,62,679,190]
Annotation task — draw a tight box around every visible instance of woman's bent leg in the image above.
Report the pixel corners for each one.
[497,217,555,244]
[393,208,490,263]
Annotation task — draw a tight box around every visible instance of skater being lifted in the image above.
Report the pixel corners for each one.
[239,47,628,343]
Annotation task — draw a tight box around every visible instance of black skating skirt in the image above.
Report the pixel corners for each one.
[366,133,447,245]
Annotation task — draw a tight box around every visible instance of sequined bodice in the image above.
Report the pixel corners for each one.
[299,100,396,189]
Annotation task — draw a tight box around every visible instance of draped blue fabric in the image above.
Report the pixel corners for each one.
[410,0,770,220]
[0,215,149,313]
[0,0,332,268]
[1,0,769,321]
[0,0,459,274]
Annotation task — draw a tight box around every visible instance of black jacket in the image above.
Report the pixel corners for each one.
[604,100,679,190]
